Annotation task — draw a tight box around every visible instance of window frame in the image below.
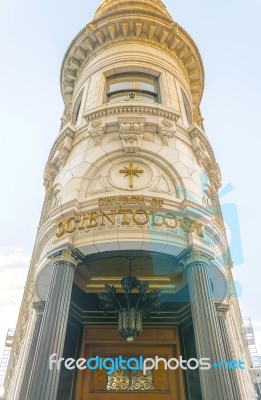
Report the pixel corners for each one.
[72,89,84,124]
[181,88,192,125]
[106,72,160,104]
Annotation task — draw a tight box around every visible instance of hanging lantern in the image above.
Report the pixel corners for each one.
[97,260,161,341]
[118,308,142,342]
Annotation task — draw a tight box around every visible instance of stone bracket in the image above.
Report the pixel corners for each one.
[118,117,146,153]
[188,123,214,167]
[207,162,222,193]
[89,126,105,146]
[158,119,176,145]
[43,162,58,193]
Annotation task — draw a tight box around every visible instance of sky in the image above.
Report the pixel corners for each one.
[0,0,261,376]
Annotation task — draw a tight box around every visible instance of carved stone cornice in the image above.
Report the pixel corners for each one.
[177,246,213,269]
[60,6,204,110]
[48,245,84,269]
[84,103,180,123]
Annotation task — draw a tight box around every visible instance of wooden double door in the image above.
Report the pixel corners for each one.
[76,325,186,400]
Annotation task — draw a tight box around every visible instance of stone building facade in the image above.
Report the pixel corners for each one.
[3,1,256,399]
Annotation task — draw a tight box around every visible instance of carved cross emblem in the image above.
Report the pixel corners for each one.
[119,163,144,189]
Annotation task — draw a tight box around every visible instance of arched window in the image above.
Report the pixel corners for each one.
[181,89,192,125]
[107,73,159,103]
[72,90,84,124]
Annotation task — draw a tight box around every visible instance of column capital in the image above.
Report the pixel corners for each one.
[48,245,84,269]
[178,246,213,269]
[216,304,230,319]
[33,301,45,316]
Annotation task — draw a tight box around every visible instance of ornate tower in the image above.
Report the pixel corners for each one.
[4,1,256,399]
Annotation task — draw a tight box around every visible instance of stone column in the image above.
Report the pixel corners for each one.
[182,248,234,400]
[18,302,45,400]
[216,304,243,400]
[26,247,83,400]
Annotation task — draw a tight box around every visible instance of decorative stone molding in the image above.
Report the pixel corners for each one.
[188,123,215,167]
[207,162,222,193]
[89,126,106,146]
[178,246,213,268]
[60,104,72,128]
[85,103,180,123]
[45,123,75,175]
[48,246,84,269]
[158,119,176,145]
[118,117,145,152]
[161,118,174,128]
[52,135,73,169]
[216,304,230,320]
[88,118,105,145]
[91,118,103,128]
[43,163,58,193]
[61,5,204,111]
[33,301,45,313]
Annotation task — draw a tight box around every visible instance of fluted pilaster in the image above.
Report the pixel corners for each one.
[216,304,243,400]
[18,301,45,400]
[26,247,83,400]
[182,249,234,400]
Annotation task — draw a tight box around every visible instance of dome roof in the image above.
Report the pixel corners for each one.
[94,0,172,20]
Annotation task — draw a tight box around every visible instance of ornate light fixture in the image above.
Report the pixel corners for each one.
[98,258,161,342]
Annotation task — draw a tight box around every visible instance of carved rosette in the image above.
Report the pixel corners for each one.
[158,119,176,145]
[118,117,146,153]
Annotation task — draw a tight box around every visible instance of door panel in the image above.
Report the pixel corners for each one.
[76,325,186,400]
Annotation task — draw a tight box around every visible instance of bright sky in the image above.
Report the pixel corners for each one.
[0,0,261,371]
